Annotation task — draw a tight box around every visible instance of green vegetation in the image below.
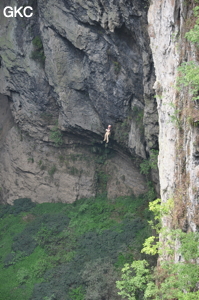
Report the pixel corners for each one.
[69,286,85,300]
[48,164,57,176]
[116,198,199,300]
[177,3,199,100]
[31,36,45,66]
[140,149,158,176]
[0,194,152,300]
[166,102,181,129]
[116,259,152,300]
[113,61,121,74]
[114,117,131,144]
[92,146,112,164]
[95,170,109,194]
[49,124,63,146]
[0,198,36,218]
[114,106,143,145]
[82,259,120,300]
[27,157,34,163]
[132,106,144,133]
[139,150,158,205]
[177,61,199,101]
[185,5,199,44]
[38,160,46,170]
[144,181,156,203]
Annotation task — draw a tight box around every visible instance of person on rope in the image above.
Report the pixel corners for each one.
[103,125,112,143]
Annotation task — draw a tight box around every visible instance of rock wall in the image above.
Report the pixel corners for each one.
[0,121,148,204]
[148,0,199,234]
[0,0,158,203]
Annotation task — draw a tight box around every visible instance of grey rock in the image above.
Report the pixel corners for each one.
[0,0,158,203]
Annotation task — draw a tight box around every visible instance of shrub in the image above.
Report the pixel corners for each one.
[49,125,63,146]
[13,198,36,214]
[31,36,45,66]
[177,61,199,101]
[116,198,199,300]
[177,5,199,100]
[3,252,22,268]
[116,260,152,300]
[82,258,120,300]
[0,198,35,218]
[185,5,199,44]
[32,257,53,279]
[12,230,38,257]
[140,150,158,175]
[140,160,151,175]
[40,213,70,232]
[68,286,85,300]
[6,213,70,264]
[17,267,30,285]
[0,195,152,300]
[75,217,144,264]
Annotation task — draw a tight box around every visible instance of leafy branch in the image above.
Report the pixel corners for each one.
[116,198,199,300]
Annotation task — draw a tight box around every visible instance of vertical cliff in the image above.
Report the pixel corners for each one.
[148,0,199,235]
[0,0,158,204]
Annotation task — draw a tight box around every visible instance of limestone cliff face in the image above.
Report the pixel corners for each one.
[0,0,158,203]
[148,0,199,234]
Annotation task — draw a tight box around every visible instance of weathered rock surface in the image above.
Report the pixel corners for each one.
[0,117,148,204]
[0,0,158,203]
[148,0,180,203]
[148,0,199,236]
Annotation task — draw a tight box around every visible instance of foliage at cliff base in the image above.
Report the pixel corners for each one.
[0,195,152,300]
